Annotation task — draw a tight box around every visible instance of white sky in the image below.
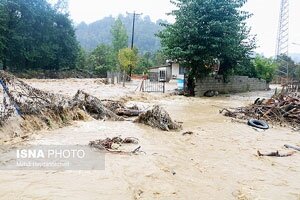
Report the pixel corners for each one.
[50,0,300,57]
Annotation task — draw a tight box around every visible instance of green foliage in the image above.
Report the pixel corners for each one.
[152,51,167,66]
[158,0,255,79]
[118,48,138,73]
[76,47,87,69]
[295,65,300,80]
[111,18,128,54]
[252,55,277,83]
[0,2,7,62]
[88,44,114,76]
[134,52,154,74]
[0,0,80,71]
[276,54,299,80]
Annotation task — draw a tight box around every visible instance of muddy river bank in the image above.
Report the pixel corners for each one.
[0,79,299,200]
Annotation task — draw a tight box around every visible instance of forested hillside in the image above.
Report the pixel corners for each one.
[76,15,166,53]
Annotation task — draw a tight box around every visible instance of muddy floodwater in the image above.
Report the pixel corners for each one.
[0,79,299,200]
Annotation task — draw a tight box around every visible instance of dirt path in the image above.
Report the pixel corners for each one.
[0,80,299,200]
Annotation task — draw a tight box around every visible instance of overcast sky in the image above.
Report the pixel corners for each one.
[51,0,300,57]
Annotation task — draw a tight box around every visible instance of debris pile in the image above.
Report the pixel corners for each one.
[89,136,141,154]
[135,105,182,131]
[220,94,300,128]
[0,71,124,131]
[0,70,79,129]
[0,71,182,139]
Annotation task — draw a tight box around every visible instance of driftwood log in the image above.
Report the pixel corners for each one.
[72,90,122,121]
[257,150,295,157]
[284,144,300,151]
[89,136,141,154]
[135,105,182,131]
[102,100,143,117]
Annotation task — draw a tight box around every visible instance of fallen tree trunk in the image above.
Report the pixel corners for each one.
[115,108,143,117]
[257,150,295,157]
[135,105,182,131]
[72,90,123,121]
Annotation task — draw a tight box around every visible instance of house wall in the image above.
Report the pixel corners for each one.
[171,63,184,79]
[148,67,172,82]
[195,75,268,96]
[149,68,158,73]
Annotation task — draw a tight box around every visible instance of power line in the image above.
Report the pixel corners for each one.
[127,11,142,49]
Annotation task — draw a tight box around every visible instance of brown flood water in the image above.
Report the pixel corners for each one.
[0,80,299,200]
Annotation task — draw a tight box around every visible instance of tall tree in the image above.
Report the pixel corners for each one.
[118,48,138,73]
[276,54,297,80]
[253,55,277,83]
[88,44,114,76]
[111,18,128,54]
[158,0,255,94]
[0,2,7,69]
[54,0,69,14]
[0,0,79,71]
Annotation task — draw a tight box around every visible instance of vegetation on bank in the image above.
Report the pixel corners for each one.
[0,0,299,82]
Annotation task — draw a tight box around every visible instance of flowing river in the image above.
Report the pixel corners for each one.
[0,79,299,200]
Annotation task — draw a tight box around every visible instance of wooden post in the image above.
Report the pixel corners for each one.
[123,71,126,87]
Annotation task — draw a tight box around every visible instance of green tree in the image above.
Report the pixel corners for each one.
[158,0,255,94]
[54,0,69,14]
[253,55,277,83]
[152,51,167,66]
[276,54,298,80]
[76,47,87,69]
[0,2,7,69]
[118,48,138,73]
[135,52,154,74]
[0,0,80,71]
[295,65,300,80]
[111,18,128,54]
[88,44,114,76]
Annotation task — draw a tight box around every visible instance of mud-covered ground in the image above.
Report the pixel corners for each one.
[0,79,299,200]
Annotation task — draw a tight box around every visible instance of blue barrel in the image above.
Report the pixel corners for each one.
[177,78,184,90]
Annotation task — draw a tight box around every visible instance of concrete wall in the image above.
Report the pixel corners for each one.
[195,75,268,96]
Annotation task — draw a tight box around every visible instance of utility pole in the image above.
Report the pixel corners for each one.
[127,11,142,77]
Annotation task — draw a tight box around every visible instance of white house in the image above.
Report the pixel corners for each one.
[149,63,185,82]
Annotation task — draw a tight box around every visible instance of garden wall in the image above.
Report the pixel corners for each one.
[195,75,268,96]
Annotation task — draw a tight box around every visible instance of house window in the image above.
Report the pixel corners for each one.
[179,65,185,75]
[159,70,166,81]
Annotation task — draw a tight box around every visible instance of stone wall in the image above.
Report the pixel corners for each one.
[195,75,268,96]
